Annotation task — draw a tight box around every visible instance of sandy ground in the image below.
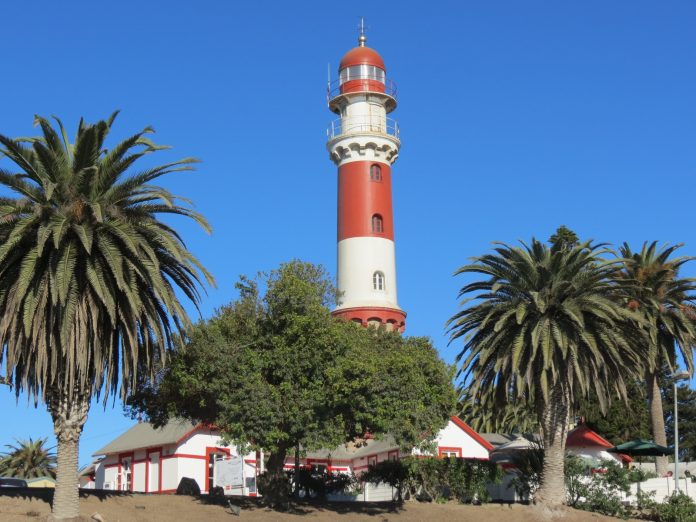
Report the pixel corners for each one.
[0,491,642,522]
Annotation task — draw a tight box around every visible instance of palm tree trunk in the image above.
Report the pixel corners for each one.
[647,370,668,476]
[47,389,89,521]
[534,385,570,506]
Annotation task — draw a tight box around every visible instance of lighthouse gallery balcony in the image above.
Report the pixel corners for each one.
[327,116,400,141]
[327,75,398,114]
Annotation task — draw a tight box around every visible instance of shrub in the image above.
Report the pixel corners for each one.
[565,457,631,518]
[651,493,696,522]
[362,456,502,503]
[285,466,359,499]
[508,443,544,500]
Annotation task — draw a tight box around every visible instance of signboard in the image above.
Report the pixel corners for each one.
[214,456,245,489]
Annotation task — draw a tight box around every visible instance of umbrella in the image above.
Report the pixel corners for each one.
[608,439,672,500]
[608,439,671,458]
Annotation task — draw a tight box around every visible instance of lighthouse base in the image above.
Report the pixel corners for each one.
[332,306,406,333]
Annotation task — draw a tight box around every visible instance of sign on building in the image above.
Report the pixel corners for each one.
[214,456,245,490]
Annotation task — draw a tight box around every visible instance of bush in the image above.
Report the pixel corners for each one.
[362,456,502,503]
[651,493,696,522]
[285,466,359,499]
[508,443,544,500]
[258,465,359,506]
[257,472,291,508]
[565,457,631,518]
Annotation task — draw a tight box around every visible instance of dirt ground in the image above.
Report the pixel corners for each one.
[0,491,641,522]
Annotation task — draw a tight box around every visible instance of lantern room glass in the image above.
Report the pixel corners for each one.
[339,64,386,84]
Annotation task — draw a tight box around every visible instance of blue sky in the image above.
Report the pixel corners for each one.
[1,1,695,466]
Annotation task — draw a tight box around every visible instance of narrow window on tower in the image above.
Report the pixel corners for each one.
[373,271,385,291]
[372,214,384,233]
[370,164,382,182]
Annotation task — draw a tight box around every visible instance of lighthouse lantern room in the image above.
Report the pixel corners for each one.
[327,27,406,332]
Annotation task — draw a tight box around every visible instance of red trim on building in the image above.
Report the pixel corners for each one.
[117,452,135,492]
[449,416,494,452]
[175,424,218,445]
[158,449,163,492]
[204,446,231,493]
[438,447,463,458]
[144,457,149,493]
[160,452,207,461]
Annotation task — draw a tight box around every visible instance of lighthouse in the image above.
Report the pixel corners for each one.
[327,28,406,332]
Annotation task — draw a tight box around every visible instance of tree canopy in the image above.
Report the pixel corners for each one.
[132,260,457,491]
[0,113,212,519]
[0,438,56,479]
[613,241,696,474]
[449,237,645,505]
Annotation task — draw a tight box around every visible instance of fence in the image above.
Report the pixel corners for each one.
[487,471,696,505]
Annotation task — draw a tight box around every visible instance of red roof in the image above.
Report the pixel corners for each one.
[566,424,614,449]
[339,46,385,70]
[450,416,494,451]
[566,424,633,463]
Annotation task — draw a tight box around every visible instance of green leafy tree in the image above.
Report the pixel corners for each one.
[448,238,644,506]
[0,438,56,479]
[613,242,696,475]
[0,114,212,520]
[133,261,456,504]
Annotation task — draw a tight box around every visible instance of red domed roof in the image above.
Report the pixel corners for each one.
[339,46,385,71]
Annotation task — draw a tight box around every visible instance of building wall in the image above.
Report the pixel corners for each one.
[93,430,242,494]
[566,446,623,466]
[433,420,491,460]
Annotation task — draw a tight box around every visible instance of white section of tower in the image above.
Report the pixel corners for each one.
[334,237,400,311]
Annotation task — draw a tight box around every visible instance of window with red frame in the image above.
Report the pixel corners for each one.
[439,448,462,458]
[370,164,382,181]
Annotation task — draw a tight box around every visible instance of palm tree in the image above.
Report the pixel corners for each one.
[0,438,57,479]
[448,239,644,506]
[0,113,213,520]
[460,389,538,434]
[614,242,696,475]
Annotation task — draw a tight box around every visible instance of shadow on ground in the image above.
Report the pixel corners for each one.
[200,495,404,516]
[0,487,136,504]
[0,488,405,517]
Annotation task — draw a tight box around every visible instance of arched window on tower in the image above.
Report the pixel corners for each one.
[372,214,384,233]
[370,164,382,182]
[373,271,385,291]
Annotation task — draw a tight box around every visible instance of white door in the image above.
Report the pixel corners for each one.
[148,452,160,493]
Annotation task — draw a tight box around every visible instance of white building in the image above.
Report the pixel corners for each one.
[92,419,257,495]
[92,416,492,498]
[285,416,493,474]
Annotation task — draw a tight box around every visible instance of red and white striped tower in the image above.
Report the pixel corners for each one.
[327,28,406,332]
